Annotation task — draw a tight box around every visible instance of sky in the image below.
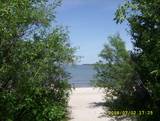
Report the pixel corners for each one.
[55,0,133,64]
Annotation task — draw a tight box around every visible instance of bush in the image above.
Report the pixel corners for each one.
[0,0,75,120]
[93,34,154,120]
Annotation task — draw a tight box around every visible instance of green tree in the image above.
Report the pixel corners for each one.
[94,34,133,89]
[0,0,75,121]
[114,0,160,120]
[93,34,153,120]
[93,34,136,108]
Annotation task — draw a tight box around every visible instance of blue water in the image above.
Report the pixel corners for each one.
[64,64,96,87]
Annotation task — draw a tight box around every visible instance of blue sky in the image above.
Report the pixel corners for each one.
[56,0,132,64]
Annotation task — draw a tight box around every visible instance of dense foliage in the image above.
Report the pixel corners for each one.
[94,0,160,121]
[115,0,160,120]
[93,35,134,94]
[0,0,75,121]
[93,35,138,120]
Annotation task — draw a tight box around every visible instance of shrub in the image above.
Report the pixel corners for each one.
[0,0,75,120]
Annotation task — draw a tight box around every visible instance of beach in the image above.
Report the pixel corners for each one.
[69,87,114,121]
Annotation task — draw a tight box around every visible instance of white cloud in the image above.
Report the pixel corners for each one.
[59,0,105,11]
[58,0,121,12]
[59,0,85,11]
[63,0,83,6]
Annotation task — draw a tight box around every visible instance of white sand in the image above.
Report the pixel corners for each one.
[69,87,114,121]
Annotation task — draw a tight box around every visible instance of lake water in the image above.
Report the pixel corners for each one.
[64,64,96,87]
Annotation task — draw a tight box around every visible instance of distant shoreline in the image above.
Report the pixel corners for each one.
[70,82,93,88]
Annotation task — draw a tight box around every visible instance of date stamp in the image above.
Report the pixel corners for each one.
[107,110,153,116]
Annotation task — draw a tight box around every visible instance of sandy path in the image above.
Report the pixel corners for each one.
[69,87,113,121]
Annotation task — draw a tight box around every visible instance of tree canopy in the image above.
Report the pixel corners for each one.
[93,34,134,94]
[0,0,75,121]
[96,0,160,121]
[94,0,160,120]
[115,0,160,119]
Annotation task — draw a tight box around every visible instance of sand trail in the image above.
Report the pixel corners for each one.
[69,87,113,121]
